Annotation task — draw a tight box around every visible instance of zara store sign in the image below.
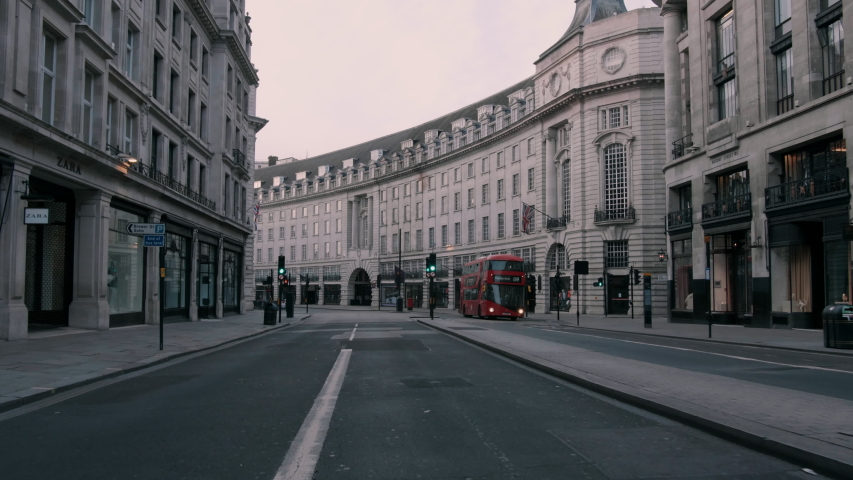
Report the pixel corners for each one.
[24,208,49,224]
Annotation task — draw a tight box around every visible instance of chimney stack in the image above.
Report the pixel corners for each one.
[268,156,278,166]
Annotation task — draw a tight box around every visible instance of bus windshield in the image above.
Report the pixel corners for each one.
[482,284,525,308]
[487,260,523,271]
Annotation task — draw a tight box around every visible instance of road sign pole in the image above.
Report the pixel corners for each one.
[159,246,165,350]
[575,273,579,326]
[644,273,652,328]
[278,277,282,324]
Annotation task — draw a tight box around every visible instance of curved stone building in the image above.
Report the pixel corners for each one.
[253,0,667,315]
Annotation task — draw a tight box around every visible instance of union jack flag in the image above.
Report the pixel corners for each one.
[522,203,534,234]
[252,202,261,231]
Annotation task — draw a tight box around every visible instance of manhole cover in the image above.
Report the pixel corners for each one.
[341,339,428,351]
[400,378,472,388]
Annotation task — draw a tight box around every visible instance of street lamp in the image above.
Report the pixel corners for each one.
[117,153,138,164]
[658,248,667,263]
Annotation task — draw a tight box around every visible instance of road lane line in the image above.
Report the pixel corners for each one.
[349,324,358,341]
[537,329,853,375]
[274,348,352,480]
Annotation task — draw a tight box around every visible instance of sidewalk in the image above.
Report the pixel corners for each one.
[521,311,851,355]
[0,310,308,414]
[419,317,853,479]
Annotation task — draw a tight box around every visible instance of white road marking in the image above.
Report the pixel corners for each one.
[349,324,358,341]
[537,328,853,375]
[274,348,352,480]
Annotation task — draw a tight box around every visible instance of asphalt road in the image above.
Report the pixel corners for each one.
[0,311,827,479]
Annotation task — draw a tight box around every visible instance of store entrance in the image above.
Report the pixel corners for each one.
[24,178,75,330]
[606,274,630,315]
[404,284,423,308]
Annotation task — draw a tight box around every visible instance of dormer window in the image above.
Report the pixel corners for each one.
[296,171,307,181]
[370,150,385,161]
[342,158,355,169]
[401,139,414,149]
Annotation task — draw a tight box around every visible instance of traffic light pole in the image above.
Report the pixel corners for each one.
[575,273,580,326]
[555,266,560,323]
[630,265,634,320]
[278,277,282,324]
[429,276,434,320]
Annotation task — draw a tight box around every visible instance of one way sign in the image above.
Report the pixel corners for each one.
[126,223,165,235]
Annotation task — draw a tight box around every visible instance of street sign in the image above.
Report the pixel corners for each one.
[144,234,165,247]
[127,223,165,235]
[279,275,284,281]
[24,208,49,224]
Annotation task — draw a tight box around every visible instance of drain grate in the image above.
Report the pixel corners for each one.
[341,339,428,351]
[400,378,472,388]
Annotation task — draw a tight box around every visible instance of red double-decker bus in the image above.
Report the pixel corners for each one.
[458,254,526,320]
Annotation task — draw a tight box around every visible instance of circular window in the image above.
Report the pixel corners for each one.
[601,47,626,75]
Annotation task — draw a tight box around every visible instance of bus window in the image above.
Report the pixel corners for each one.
[483,283,525,308]
[488,260,523,271]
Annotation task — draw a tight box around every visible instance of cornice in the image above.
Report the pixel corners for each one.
[220,30,259,85]
[44,0,84,23]
[75,24,117,59]
[186,0,219,39]
[259,73,663,209]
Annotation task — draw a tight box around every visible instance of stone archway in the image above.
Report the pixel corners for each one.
[545,243,568,312]
[347,268,372,306]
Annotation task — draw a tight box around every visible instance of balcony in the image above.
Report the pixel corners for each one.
[594,206,636,224]
[129,162,216,211]
[435,269,449,278]
[404,270,423,279]
[546,215,570,230]
[701,193,751,224]
[777,94,794,115]
[765,168,849,212]
[823,70,845,96]
[232,149,248,171]
[323,273,342,282]
[667,208,692,232]
[671,134,694,160]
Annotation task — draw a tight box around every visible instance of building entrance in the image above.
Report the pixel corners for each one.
[606,274,630,315]
[24,178,75,329]
[404,284,423,308]
[350,269,372,305]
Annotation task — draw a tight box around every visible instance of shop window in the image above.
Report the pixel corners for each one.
[108,208,145,325]
[672,239,693,310]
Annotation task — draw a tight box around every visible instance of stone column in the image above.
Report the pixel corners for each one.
[189,228,199,321]
[216,236,224,318]
[350,200,359,248]
[544,130,558,220]
[0,163,32,340]
[69,190,112,330]
[145,212,162,325]
[662,6,684,160]
[368,196,374,249]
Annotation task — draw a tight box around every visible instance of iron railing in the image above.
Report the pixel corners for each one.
[671,133,694,160]
[701,193,751,222]
[546,215,570,229]
[404,270,423,279]
[323,273,341,281]
[522,261,536,273]
[452,268,463,276]
[594,206,636,223]
[129,162,216,210]
[765,168,849,210]
[824,70,845,96]
[777,94,794,115]
[435,269,449,278]
[232,149,247,169]
[667,208,693,231]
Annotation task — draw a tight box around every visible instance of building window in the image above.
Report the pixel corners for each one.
[482,157,489,173]
[482,184,489,204]
[380,235,387,254]
[313,222,319,235]
[776,48,794,114]
[428,228,435,248]
[416,202,422,219]
[106,97,116,148]
[82,70,95,145]
[336,218,341,232]
[392,233,399,253]
[672,238,693,311]
[404,183,411,196]
[563,161,571,219]
[124,110,137,156]
[606,241,629,268]
[716,10,737,120]
[454,192,461,211]
[604,143,628,215]
[201,47,210,78]
[325,243,330,258]
[40,32,57,124]
[441,225,448,246]
[392,208,399,224]
[496,151,504,168]
[497,213,505,239]
[301,224,307,237]
[512,174,519,196]
[468,188,475,208]
[512,209,520,236]
[380,210,387,226]
[441,196,447,214]
[336,241,342,256]
[441,172,448,186]
[313,244,319,259]
[290,245,296,261]
[301,245,307,260]
[775,0,791,38]
[268,229,273,241]
[268,248,273,263]
[428,199,435,217]
[527,168,535,191]
[468,162,475,178]
[256,249,261,263]
[416,230,423,250]
[482,217,490,242]
[512,145,519,162]
[528,138,535,156]
[125,29,137,79]
[468,220,475,244]
[497,179,504,200]
[454,222,461,245]
[279,227,285,239]
[819,17,845,95]
[404,205,411,222]
[290,225,296,238]
[171,5,182,42]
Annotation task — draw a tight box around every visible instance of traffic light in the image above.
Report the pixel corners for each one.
[634,269,641,285]
[282,277,289,286]
[425,253,437,273]
[278,255,286,276]
[594,277,604,287]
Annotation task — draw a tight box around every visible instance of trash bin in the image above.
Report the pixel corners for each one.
[407,297,414,311]
[264,303,277,325]
[822,303,853,349]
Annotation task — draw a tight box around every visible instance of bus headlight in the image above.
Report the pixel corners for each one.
[518,309,524,314]
[489,308,494,313]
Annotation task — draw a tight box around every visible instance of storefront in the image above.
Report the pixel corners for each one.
[404,283,423,308]
[323,284,341,305]
[107,203,147,327]
[708,232,752,324]
[197,241,218,319]
[222,247,241,314]
[671,237,694,318]
[381,284,400,306]
[433,281,449,308]
[163,230,191,319]
[23,177,75,329]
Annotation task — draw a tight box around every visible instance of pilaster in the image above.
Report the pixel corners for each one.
[661,6,684,160]
[68,189,112,330]
[189,228,199,320]
[544,129,558,219]
[216,235,224,318]
[0,163,32,340]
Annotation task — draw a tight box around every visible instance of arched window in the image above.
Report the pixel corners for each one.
[562,160,571,220]
[604,143,628,215]
[549,244,566,270]
[361,214,369,248]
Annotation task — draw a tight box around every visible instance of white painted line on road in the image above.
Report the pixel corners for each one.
[274,348,352,480]
[349,324,358,341]
[539,329,853,375]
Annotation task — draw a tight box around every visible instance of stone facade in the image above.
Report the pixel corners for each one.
[0,0,267,340]
[253,3,668,316]
[658,0,853,328]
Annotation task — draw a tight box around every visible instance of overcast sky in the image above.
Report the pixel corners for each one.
[249,0,657,164]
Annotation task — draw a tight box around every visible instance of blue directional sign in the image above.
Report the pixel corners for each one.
[144,234,165,247]
[127,223,165,235]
